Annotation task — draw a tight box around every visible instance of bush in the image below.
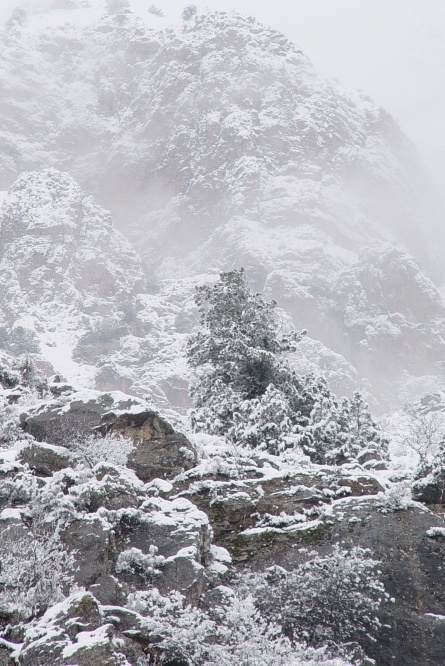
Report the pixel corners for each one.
[412,439,445,503]
[254,545,390,650]
[72,432,134,469]
[0,498,75,620]
[115,546,165,584]
[0,326,40,356]
[148,4,164,16]
[182,5,197,21]
[127,587,354,665]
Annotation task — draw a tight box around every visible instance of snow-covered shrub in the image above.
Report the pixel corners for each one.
[115,546,165,583]
[148,4,164,16]
[72,431,134,468]
[0,385,43,448]
[305,392,388,466]
[397,404,444,468]
[254,545,390,650]
[182,4,197,21]
[127,587,353,665]
[426,526,445,539]
[0,503,76,620]
[0,363,19,389]
[0,326,40,356]
[412,438,445,503]
[379,481,413,512]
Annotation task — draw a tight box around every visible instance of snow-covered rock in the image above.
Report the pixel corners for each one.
[0,8,444,405]
[20,387,197,481]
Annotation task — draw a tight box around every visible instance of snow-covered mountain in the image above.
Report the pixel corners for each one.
[0,1,444,406]
[2,5,445,665]
[0,168,363,410]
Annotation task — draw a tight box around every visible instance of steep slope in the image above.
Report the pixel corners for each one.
[0,168,361,409]
[0,169,145,386]
[0,2,444,404]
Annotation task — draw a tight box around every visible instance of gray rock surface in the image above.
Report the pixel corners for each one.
[19,592,149,666]
[18,441,75,476]
[173,459,445,666]
[21,388,197,481]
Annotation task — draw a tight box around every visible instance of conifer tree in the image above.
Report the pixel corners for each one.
[187,269,387,464]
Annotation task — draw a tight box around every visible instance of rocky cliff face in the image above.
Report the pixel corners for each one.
[0,372,443,665]
[0,2,444,405]
[0,167,363,410]
[1,5,445,663]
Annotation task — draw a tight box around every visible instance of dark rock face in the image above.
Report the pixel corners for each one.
[113,412,196,482]
[412,471,445,504]
[174,467,385,556]
[63,517,112,589]
[20,389,197,481]
[329,503,445,666]
[18,442,75,476]
[173,464,445,665]
[0,645,15,665]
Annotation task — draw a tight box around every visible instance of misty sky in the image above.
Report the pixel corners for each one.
[1,0,444,187]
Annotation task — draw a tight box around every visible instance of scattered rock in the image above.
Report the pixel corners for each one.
[19,593,148,666]
[412,471,445,504]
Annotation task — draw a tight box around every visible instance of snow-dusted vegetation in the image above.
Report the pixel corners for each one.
[0,1,444,664]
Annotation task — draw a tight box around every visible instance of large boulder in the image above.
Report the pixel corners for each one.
[412,469,445,504]
[18,442,75,476]
[20,389,197,481]
[19,592,149,666]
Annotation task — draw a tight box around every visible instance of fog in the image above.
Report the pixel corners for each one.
[1,0,444,186]
[0,0,444,408]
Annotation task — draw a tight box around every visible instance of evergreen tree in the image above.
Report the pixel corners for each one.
[187,269,307,444]
[187,269,387,465]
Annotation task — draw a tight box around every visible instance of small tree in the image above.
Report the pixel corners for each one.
[399,404,444,468]
[187,269,306,445]
[0,500,75,620]
[187,270,387,465]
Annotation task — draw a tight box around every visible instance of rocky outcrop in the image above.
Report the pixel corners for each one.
[20,388,197,481]
[18,441,75,476]
[19,592,150,666]
[171,457,445,666]
[173,465,384,555]
[0,456,227,611]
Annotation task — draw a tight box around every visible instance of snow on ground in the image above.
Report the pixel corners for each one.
[38,332,96,388]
